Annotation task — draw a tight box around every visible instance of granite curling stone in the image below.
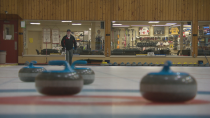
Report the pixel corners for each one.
[71,60,95,85]
[137,62,142,66]
[140,60,197,102]
[131,62,137,66]
[35,60,83,95]
[18,61,46,82]
[126,62,131,66]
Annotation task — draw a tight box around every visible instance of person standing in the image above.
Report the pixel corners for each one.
[61,29,77,65]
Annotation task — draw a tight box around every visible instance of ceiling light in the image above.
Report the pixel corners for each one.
[184,25,191,27]
[113,24,122,25]
[89,28,91,30]
[131,25,149,26]
[112,25,130,27]
[148,21,160,23]
[112,21,116,23]
[152,25,170,26]
[166,23,177,25]
[30,23,40,25]
[62,21,72,22]
[72,23,81,25]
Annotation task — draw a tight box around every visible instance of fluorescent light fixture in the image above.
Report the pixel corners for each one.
[152,25,170,26]
[72,23,81,25]
[166,23,177,25]
[173,25,181,26]
[184,25,191,27]
[131,25,149,26]
[112,25,130,27]
[62,21,72,22]
[148,21,160,23]
[89,28,91,30]
[30,23,40,25]
[113,24,122,25]
[112,21,116,23]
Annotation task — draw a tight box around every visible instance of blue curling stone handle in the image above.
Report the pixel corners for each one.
[23,61,43,69]
[71,60,89,70]
[43,60,75,73]
[148,61,189,76]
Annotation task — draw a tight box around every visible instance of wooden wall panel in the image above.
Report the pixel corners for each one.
[105,0,111,56]
[89,0,93,20]
[1,0,210,57]
[130,0,134,20]
[70,0,74,20]
[102,0,106,20]
[177,0,181,21]
[192,0,198,57]
[208,0,210,20]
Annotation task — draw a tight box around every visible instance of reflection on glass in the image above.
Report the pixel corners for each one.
[111,21,191,56]
[3,24,14,40]
[198,22,210,56]
[23,21,105,55]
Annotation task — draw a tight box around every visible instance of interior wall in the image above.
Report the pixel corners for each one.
[27,31,42,55]
[1,0,210,59]
[18,56,210,65]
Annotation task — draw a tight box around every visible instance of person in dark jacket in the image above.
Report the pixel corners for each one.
[61,29,77,65]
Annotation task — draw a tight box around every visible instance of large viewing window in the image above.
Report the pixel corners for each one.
[23,20,105,56]
[111,21,192,56]
[198,21,210,56]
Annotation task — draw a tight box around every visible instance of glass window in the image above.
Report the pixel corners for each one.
[111,21,192,56]
[3,24,14,40]
[198,21,210,56]
[23,20,105,56]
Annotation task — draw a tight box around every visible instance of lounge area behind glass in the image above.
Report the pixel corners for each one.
[23,20,105,56]
[198,21,210,56]
[111,21,192,56]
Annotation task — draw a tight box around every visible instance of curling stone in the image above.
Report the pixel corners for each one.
[126,62,131,66]
[101,62,109,66]
[137,62,142,66]
[177,62,182,66]
[149,63,154,66]
[131,62,137,66]
[108,62,112,66]
[113,62,118,66]
[159,62,164,66]
[199,62,205,67]
[183,62,188,66]
[140,60,197,102]
[194,63,198,67]
[18,61,46,82]
[35,60,83,95]
[188,63,194,67]
[155,62,160,66]
[120,62,125,66]
[143,62,149,66]
[172,62,177,66]
[71,60,95,85]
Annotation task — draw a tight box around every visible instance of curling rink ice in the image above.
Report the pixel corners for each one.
[0,65,210,118]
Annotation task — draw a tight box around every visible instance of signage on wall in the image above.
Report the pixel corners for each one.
[52,29,60,44]
[43,28,51,43]
[106,34,110,36]
[21,21,25,28]
[169,27,180,35]
[139,27,150,35]
[154,26,165,35]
